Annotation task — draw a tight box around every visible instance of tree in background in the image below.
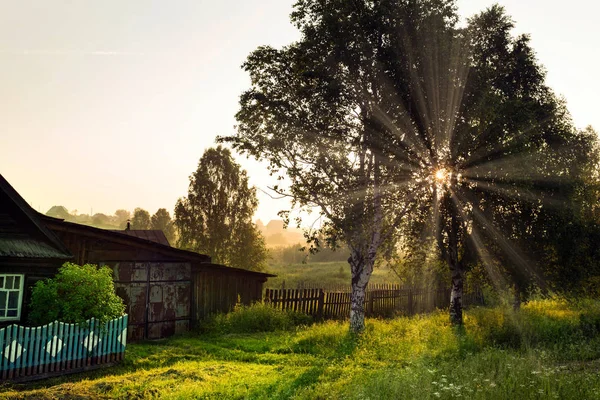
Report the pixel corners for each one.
[151,208,176,245]
[91,213,111,228]
[174,146,268,271]
[131,207,151,230]
[46,205,71,220]
[114,209,131,229]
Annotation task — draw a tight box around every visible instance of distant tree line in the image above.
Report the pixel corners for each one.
[45,206,176,245]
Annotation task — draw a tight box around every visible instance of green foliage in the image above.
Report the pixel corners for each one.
[222,0,600,329]
[28,262,125,325]
[174,146,268,271]
[131,207,151,230]
[201,302,312,334]
[150,208,176,245]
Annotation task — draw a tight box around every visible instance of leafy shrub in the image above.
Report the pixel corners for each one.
[28,262,125,325]
[200,302,312,334]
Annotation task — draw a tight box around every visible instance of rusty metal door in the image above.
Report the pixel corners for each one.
[113,262,192,340]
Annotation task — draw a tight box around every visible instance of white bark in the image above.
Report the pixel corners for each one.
[349,248,375,333]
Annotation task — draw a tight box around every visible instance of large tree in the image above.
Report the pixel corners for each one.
[174,146,268,271]
[222,0,438,332]
[223,0,594,330]
[151,208,176,245]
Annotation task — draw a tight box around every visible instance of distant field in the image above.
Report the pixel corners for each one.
[4,299,600,399]
[265,261,402,288]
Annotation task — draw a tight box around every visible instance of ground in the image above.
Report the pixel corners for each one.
[2,300,600,399]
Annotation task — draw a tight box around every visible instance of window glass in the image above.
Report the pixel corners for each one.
[0,274,24,321]
[8,292,18,309]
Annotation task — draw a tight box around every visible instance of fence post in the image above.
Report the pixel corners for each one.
[317,289,325,320]
[367,290,374,317]
[408,289,414,315]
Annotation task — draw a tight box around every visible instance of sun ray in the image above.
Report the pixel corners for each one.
[452,188,545,289]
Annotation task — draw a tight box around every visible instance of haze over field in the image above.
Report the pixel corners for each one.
[1,0,598,224]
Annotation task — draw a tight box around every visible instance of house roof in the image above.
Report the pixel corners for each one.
[42,216,275,278]
[110,229,170,246]
[0,174,73,260]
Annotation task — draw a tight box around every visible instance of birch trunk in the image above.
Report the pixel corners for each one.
[449,256,464,325]
[348,249,375,333]
[448,212,464,325]
[347,150,383,334]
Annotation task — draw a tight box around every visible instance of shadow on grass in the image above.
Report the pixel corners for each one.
[246,365,326,399]
[2,331,321,393]
[286,328,359,360]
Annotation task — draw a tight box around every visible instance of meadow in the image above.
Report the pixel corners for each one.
[2,299,600,399]
[265,261,402,288]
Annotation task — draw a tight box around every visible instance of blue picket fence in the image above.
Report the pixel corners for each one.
[0,315,128,381]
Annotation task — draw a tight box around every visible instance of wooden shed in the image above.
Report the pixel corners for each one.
[0,174,274,340]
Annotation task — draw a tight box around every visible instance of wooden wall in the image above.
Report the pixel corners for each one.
[191,265,266,323]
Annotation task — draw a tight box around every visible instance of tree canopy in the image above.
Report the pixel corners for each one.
[174,146,268,271]
[223,0,599,330]
[151,208,176,245]
[131,207,151,230]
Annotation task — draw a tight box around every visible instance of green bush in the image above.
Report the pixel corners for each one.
[28,262,125,325]
[200,302,313,334]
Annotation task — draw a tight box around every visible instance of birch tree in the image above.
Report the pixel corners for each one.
[220,0,452,332]
[224,0,591,329]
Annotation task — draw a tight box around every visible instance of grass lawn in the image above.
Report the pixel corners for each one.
[265,261,401,288]
[2,300,600,399]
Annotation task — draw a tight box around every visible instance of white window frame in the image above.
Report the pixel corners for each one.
[0,274,25,321]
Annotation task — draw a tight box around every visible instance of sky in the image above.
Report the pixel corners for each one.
[1,0,598,224]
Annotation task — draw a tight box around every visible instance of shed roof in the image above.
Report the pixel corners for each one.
[110,229,170,246]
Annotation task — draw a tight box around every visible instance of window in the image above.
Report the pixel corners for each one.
[0,274,24,321]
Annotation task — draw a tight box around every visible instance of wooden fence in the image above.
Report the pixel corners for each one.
[0,315,128,381]
[265,285,483,320]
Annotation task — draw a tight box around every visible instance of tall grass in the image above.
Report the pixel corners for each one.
[199,302,313,334]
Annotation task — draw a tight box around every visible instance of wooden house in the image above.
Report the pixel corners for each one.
[0,175,72,327]
[0,174,274,340]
